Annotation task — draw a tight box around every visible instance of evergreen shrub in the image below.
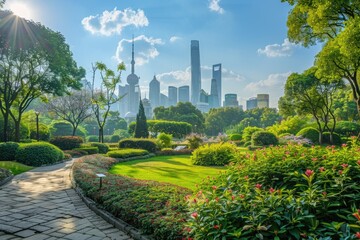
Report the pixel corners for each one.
[119,139,158,153]
[107,149,149,158]
[322,132,342,145]
[90,143,109,153]
[251,131,278,146]
[73,147,99,155]
[296,127,319,144]
[0,142,19,161]
[191,142,237,166]
[229,134,242,141]
[50,136,83,150]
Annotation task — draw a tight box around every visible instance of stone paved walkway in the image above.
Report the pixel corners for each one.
[0,160,133,240]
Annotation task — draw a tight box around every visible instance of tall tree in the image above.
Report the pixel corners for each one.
[91,62,125,143]
[46,90,92,136]
[0,11,85,141]
[134,99,149,138]
[205,107,245,136]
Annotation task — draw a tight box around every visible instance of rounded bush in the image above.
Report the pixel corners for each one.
[335,121,360,137]
[296,127,319,144]
[90,143,109,154]
[242,126,263,142]
[50,136,83,150]
[322,132,342,145]
[110,135,121,143]
[119,139,158,153]
[191,142,237,166]
[251,131,278,146]
[0,142,19,161]
[15,142,64,167]
[229,134,242,141]
[157,133,173,149]
[86,135,98,142]
[73,147,99,155]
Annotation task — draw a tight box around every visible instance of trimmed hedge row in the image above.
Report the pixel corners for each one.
[50,136,83,150]
[107,149,149,158]
[0,142,19,161]
[119,139,158,153]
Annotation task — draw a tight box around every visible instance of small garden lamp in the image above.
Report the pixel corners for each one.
[35,111,40,141]
[96,173,106,189]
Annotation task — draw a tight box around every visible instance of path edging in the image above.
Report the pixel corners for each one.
[0,175,13,187]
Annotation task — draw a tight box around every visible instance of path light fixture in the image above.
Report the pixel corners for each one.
[35,111,40,141]
[96,173,106,190]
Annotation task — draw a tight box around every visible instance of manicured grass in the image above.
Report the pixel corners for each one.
[0,161,34,175]
[109,155,226,190]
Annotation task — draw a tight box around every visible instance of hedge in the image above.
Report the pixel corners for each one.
[119,139,158,153]
[90,143,109,154]
[50,136,83,150]
[107,149,149,158]
[0,142,19,161]
[251,131,278,146]
[73,147,99,155]
[129,120,192,138]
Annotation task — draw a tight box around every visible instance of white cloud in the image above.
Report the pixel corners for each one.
[257,38,296,57]
[82,8,149,36]
[169,36,181,43]
[115,35,164,66]
[209,0,225,14]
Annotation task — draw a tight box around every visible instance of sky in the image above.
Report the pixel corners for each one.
[3,0,321,108]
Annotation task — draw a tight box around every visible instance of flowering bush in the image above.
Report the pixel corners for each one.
[279,134,313,146]
[186,133,203,149]
[296,127,319,144]
[186,143,360,239]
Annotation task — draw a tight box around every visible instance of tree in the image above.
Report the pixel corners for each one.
[205,107,245,136]
[104,111,127,134]
[90,62,125,143]
[134,99,149,138]
[0,11,84,141]
[46,90,92,136]
[332,86,359,121]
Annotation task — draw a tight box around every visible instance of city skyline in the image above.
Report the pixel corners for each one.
[3,0,322,108]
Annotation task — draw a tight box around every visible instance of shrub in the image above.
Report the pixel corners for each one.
[156,148,193,156]
[129,120,192,138]
[64,149,88,157]
[15,142,64,167]
[335,121,360,137]
[0,142,19,161]
[109,135,120,143]
[90,143,109,154]
[322,132,342,145]
[191,142,237,166]
[229,134,242,141]
[29,123,50,141]
[279,134,313,146]
[86,135,98,142]
[113,129,131,140]
[73,147,99,155]
[242,126,263,142]
[186,144,360,239]
[119,139,158,153]
[50,136,83,150]
[107,149,149,158]
[186,134,203,149]
[156,133,173,149]
[296,127,319,144]
[244,141,251,147]
[251,131,278,146]
[50,121,86,137]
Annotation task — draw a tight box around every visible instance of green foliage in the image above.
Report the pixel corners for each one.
[156,133,173,149]
[73,155,190,240]
[296,127,319,144]
[251,131,278,146]
[73,147,99,155]
[242,126,263,142]
[86,135,98,142]
[229,134,241,141]
[107,149,148,158]
[134,100,149,138]
[205,107,245,135]
[191,142,238,166]
[119,138,158,153]
[90,143,109,154]
[28,123,50,141]
[0,161,33,175]
[187,144,360,239]
[50,136,83,150]
[113,129,131,140]
[322,132,342,146]
[0,142,19,161]
[186,134,203,149]
[109,135,120,143]
[50,121,86,137]
[267,115,309,136]
[15,142,64,167]
[0,115,29,142]
[335,121,360,137]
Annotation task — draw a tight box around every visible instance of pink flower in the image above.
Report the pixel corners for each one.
[231,195,235,200]
[191,212,198,218]
[357,160,360,165]
[239,194,245,199]
[311,157,317,161]
[322,192,327,197]
[193,198,197,203]
[269,188,275,194]
[342,143,347,148]
[215,197,219,202]
[341,163,349,168]
[255,183,262,189]
[213,225,220,229]
[319,167,325,172]
[339,170,343,175]
[305,169,314,177]
[212,185,217,190]
[355,232,360,239]
[244,176,249,180]
[205,198,209,203]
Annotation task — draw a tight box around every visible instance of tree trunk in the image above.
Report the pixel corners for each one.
[14,120,21,142]
[319,131,323,145]
[2,113,9,142]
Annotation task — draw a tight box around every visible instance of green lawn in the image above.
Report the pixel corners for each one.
[0,161,34,175]
[109,155,226,190]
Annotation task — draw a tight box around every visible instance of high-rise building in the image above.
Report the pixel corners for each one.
[160,93,169,107]
[223,94,239,107]
[149,75,160,109]
[199,89,209,103]
[118,85,129,117]
[209,78,219,109]
[257,94,269,108]
[191,40,201,105]
[178,85,190,103]
[142,97,152,119]
[168,86,178,106]
[246,97,258,110]
[212,64,222,106]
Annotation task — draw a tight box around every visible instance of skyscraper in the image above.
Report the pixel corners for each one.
[178,85,190,103]
[168,86,178,106]
[223,94,239,107]
[160,93,169,107]
[246,97,258,110]
[209,78,219,109]
[149,75,160,109]
[212,64,222,106]
[257,94,269,108]
[191,40,201,105]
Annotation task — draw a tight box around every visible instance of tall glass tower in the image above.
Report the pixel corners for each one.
[191,40,201,105]
[212,64,222,107]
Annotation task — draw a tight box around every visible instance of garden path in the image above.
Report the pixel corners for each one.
[0,160,133,240]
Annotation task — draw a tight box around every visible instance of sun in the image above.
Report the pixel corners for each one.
[7,1,33,20]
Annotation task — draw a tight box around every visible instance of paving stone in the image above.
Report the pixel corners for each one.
[0,224,22,234]
[23,233,51,240]
[14,229,36,238]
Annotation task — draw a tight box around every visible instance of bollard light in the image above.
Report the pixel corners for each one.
[96,173,106,190]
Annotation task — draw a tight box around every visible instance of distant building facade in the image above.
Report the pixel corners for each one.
[223,94,239,107]
[257,94,269,108]
[246,97,258,110]
[168,86,178,106]
[178,85,190,103]
[209,78,219,109]
[160,93,169,108]
[142,98,152,119]
[191,40,201,105]
[149,75,160,109]
[212,64,222,107]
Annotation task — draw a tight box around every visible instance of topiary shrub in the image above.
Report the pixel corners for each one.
[191,142,238,166]
[251,131,278,146]
[15,142,64,167]
[109,135,121,143]
[296,127,319,144]
[107,149,149,158]
[322,132,342,145]
[90,143,109,154]
[242,126,263,142]
[229,134,242,141]
[86,135,98,142]
[119,139,158,153]
[0,142,19,161]
[29,123,50,141]
[50,136,83,150]
[73,147,99,155]
[156,133,173,149]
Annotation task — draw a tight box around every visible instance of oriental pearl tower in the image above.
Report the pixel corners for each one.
[126,37,140,118]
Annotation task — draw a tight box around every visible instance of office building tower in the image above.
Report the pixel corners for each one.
[160,93,169,107]
[142,97,152,119]
[223,94,239,107]
[209,78,219,109]
[168,86,178,106]
[199,89,209,103]
[149,75,160,109]
[212,64,222,106]
[118,83,129,118]
[178,85,190,103]
[246,97,258,110]
[191,40,201,105]
[257,94,269,108]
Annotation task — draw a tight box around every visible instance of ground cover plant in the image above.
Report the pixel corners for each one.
[0,161,33,175]
[186,142,360,239]
[73,154,191,239]
[109,155,226,190]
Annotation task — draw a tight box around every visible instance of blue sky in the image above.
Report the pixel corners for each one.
[4,0,321,108]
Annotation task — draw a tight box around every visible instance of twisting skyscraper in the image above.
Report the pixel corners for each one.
[191,40,201,105]
[212,64,222,106]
